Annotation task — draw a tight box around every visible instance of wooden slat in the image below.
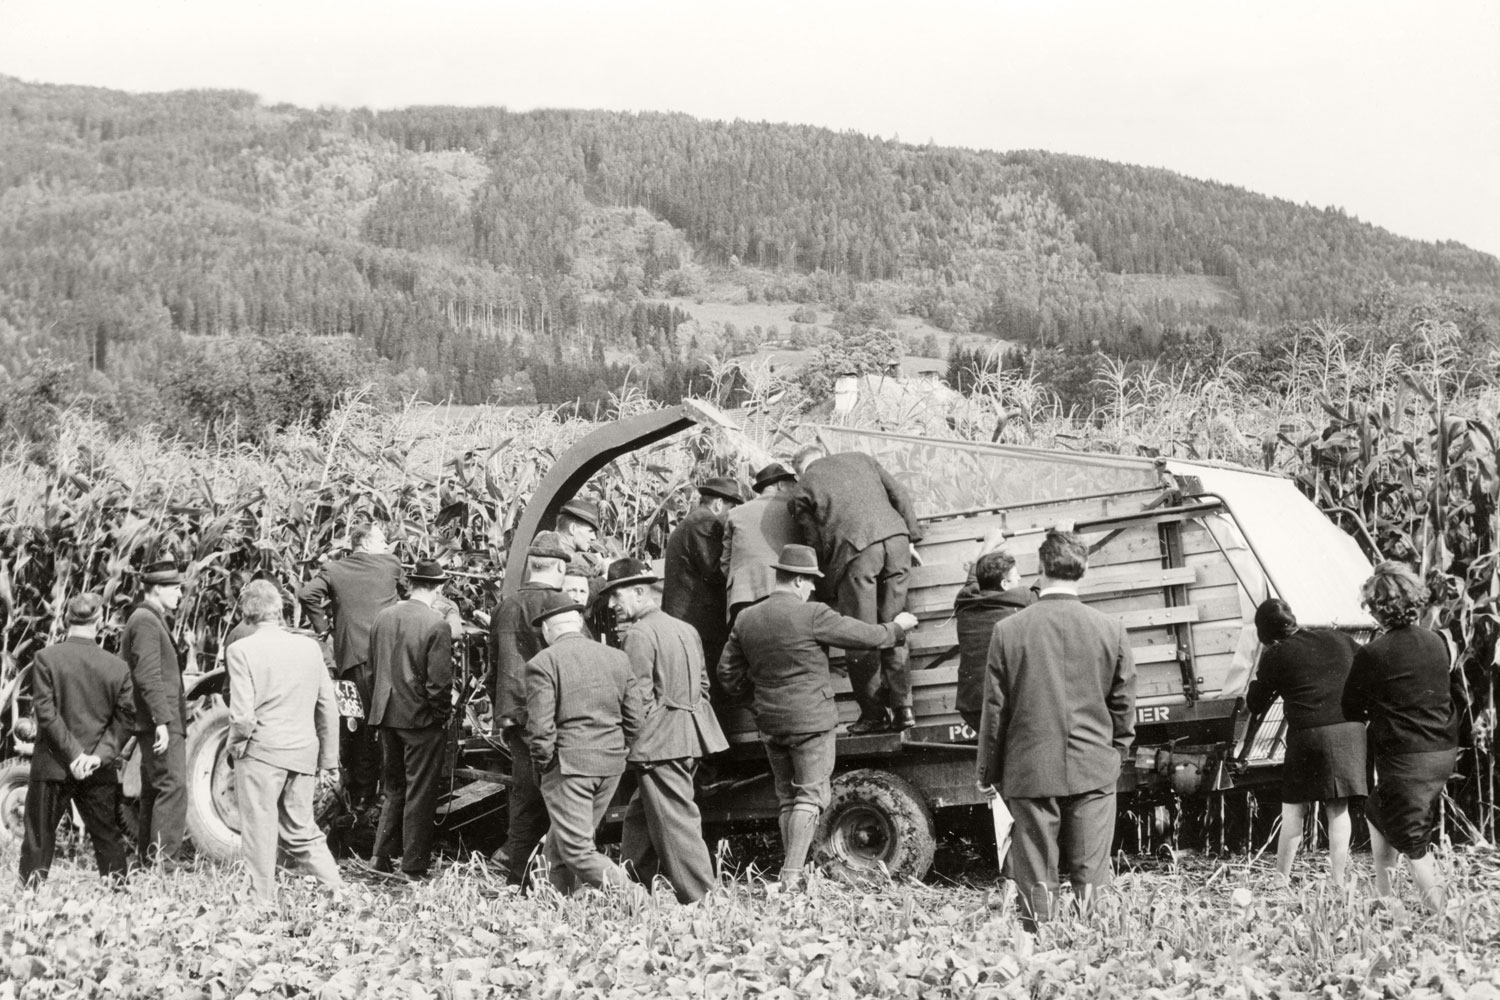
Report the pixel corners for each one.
[1115,604,1200,629]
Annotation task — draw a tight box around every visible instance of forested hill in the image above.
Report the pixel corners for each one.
[2,75,1496,407]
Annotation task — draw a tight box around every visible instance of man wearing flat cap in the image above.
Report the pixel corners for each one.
[368,559,453,879]
[297,521,402,817]
[603,559,728,902]
[663,477,743,674]
[554,497,620,641]
[721,462,803,627]
[121,557,189,869]
[524,591,643,896]
[718,544,918,887]
[487,530,569,883]
[19,594,134,885]
[789,444,924,733]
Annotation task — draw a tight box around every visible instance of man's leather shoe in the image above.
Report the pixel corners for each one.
[847,713,892,735]
[369,856,394,874]
[892,707,916,730]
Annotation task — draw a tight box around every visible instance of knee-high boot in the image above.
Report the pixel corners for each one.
[780,805,820,885]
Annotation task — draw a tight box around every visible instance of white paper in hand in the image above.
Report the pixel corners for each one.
[990,794,1014,870]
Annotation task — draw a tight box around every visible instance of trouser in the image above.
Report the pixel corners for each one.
[137,729,187,867]
[372,725,445,874]
[621,758,716,903]
[762,730,836,875]
[234,756,343,901]
[19,774,128,884]
[501,727,550,886]
[1008,787,1116,930]
[340,663,381,809]
[835,536,912,716]
[539,768,630,894]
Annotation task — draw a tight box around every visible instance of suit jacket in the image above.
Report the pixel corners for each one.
[787,453,923,585]
[718,592,906,735]
[367,599,453,730]
[297,551,401,673]
[976,594,1136,798]
[621,608,728,763]
[721,493,803,611]
[954,582,1036,729]
[226,624,340,774]
[525,632,643,777]
[488,581,560,729]
[29,636,134,783]
[120,602,187,735]
[663,505,729,642]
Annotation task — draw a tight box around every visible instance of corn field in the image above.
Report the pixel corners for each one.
[1,326,1497,838]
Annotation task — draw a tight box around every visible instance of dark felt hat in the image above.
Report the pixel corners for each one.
[408,559,448,583]
[595,557,659,597]
[752,462,796,493]
[699,477,744,505]
[770,544,823,577]
[559,498,601,530]
[65,593,104,625]
[141,559,184,586]
[527,530,571,562]
[529,591,586,628]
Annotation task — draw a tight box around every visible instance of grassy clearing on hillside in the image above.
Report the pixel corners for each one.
[2,840,1498,998]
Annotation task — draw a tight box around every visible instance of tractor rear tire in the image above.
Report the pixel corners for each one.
[0,758,30,845]
[184,705,242,863]
[816,768,936,881]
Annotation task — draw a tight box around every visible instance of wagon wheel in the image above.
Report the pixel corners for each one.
[816,768,936,882]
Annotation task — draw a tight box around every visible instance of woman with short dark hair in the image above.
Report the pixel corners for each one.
[1247,597,1365,885]
[1342,561,1459,913]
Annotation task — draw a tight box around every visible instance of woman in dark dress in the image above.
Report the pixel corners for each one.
[1247,598,1365,885]
[1342,561,1459,913]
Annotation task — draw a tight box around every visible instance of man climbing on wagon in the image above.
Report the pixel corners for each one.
[718,544,917,889]
[788,444,923,733]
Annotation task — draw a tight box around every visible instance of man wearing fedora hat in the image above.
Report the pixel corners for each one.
[602,559,728,903]
[524,592,643,897]
[719,544,918,887]
[788,444,924,733]
[721,462,803,627]
[367,559,453,879]
[487,530,570,884]
[662,477,743,673]
[297,521,402,817]
[19,594,134,885]
[555,499,608,579]
[121,557,190,869]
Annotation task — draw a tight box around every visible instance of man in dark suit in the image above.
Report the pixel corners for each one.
[719,544,917,888]
[368,559,452,879]
[524,593,643,896]
[662,477,742,672]
[297,522,402,814]
[721,463,802,625]
[226,580,343,903]
[487,531,568,884]
[954,544,1035,733]
[121,558,189,869]
[604,559,729,903]
[788,444,923,733]
[19,594,134,885]
[977,527,1136,931]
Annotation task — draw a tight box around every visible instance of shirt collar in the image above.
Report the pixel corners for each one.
[1037,583,1080,598]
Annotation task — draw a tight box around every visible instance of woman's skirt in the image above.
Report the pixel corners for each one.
[1281,721,1368,803]
[1365,746,1458,859]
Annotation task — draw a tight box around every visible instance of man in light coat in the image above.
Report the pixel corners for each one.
[604,559,728,903]
[721,463,802,625]
[525,593,643,896]
[977,527,1136,931]
[368,560,453,879]
[662,477,742,671]
[226,580,344,903]
[297,522,402,814]
[19,594,133,885]
[121,558,189,869]
[788,445,924,733]
[719,544,917,887]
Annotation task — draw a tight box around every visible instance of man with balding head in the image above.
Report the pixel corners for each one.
[20,594,133,885]
[663,477,743,671]
[525,593,643,896]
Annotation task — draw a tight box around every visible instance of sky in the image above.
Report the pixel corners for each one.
[3,0,1497,257]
